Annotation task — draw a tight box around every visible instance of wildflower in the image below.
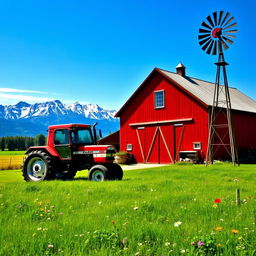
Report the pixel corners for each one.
[165,242,170,246]
[231,229,239,234]
[122,237,128,244]
[138,242,143,246]
[197,241,204,246]
[217,243,222,247]
[213,204,218,208]
[180,249,187,254]
[215,226,223,231]
[38,201,42,206]
[37,227,42,231]
[133,207,139,210]
[191,242,196,246]
[47,244,54,248]
[238,236,243,240]
[214,198,221,203]
[174,221,182,227]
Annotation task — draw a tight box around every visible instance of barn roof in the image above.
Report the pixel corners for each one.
[116,67,256,117]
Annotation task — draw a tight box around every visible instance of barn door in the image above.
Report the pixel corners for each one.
[173,124,185,162]
[144,126,174,164]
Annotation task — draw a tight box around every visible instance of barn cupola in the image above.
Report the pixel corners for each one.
[176,63,186,77]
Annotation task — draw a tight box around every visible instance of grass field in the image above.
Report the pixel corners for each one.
[1,164,256,255]
[0,151,26,170]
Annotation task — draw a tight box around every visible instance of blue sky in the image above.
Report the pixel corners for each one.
[0,0,255,110]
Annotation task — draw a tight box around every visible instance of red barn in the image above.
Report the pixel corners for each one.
[115,64,256,164]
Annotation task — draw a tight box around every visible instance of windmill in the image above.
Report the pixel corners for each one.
[198,11,239,165]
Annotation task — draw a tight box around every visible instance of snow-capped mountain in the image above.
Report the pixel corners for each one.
[0,100,119,137]
[0,100,117,120]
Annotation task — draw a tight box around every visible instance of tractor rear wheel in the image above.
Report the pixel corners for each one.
[88,165,108,182]
[22,150,55,181]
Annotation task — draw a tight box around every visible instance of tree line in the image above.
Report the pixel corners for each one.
[0,134,46,151]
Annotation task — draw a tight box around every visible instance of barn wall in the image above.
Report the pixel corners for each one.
[233,111,256,156]
[119,72,209,163]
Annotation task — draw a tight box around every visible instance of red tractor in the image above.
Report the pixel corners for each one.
[22,123,123,182]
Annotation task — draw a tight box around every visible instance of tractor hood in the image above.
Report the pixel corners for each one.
[74,145,116,163]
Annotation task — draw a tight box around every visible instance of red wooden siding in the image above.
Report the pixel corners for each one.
[119,72,209,163]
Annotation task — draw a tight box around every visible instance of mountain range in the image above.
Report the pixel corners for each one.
[0,100,119,137]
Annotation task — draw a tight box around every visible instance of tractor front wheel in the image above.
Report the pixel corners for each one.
[22,150,55,181]
[88,165,108,182]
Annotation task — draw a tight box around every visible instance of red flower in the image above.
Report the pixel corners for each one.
[214,198,221,203]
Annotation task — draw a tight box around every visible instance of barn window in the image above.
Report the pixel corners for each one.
[154,90,165,109]
[193,142,201,150]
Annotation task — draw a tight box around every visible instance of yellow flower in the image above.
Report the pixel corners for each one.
[213,204,218,208]
[215,226,223,231]
[38,201,42,206]
[217,244,222,247]
[231,229,239,234]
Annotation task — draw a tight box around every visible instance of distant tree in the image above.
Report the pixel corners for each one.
[34,134,46,146]
[1,137,5,151]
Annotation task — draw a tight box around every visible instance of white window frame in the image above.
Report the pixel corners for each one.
[126,144,133,151]
[193,142,201,150]
[154,90,165,109]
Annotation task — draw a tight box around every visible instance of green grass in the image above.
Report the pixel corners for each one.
[0,150,26,156]
[1,164,256,255]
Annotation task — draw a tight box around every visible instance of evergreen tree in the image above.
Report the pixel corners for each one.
[1,137,5,151]
[34,134,46,146]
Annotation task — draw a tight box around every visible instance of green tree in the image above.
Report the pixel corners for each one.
[34,134,46,146]
[1,137,5,151]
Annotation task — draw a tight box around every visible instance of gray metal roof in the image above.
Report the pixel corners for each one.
[159,69,256,114]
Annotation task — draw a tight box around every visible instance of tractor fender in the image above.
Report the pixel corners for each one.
[25,146,60,158]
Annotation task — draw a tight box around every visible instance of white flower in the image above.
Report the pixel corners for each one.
[165,242,170,246]
[174,221,182,227]
[48,244,54,248]
[133,206,139,210]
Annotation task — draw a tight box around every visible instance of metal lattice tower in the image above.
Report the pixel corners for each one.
[198,11,239,165]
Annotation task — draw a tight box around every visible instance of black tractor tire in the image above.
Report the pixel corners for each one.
[107,163,123,180]
[22,150,55,182]
[88,165,108,182]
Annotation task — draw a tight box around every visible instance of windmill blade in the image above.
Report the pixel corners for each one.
[225,34,236,39]
[220,12,230,26]
[224,29,238,33]
[221,39,229,50]
[223,22,237,30]
[199,28,211,34]
[201,21,213,30]
[212,41,217,55]
[206,40,214,54]
[218,11,224,25]
[222,36,234,45]
[213,12,218,26]
[202,40,212,51]
[206,15,215,27]
[198,33,211,40]
[199,37,211,46]
[223,16,235,27]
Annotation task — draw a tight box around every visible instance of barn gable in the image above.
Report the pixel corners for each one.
[116,67,256,117]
